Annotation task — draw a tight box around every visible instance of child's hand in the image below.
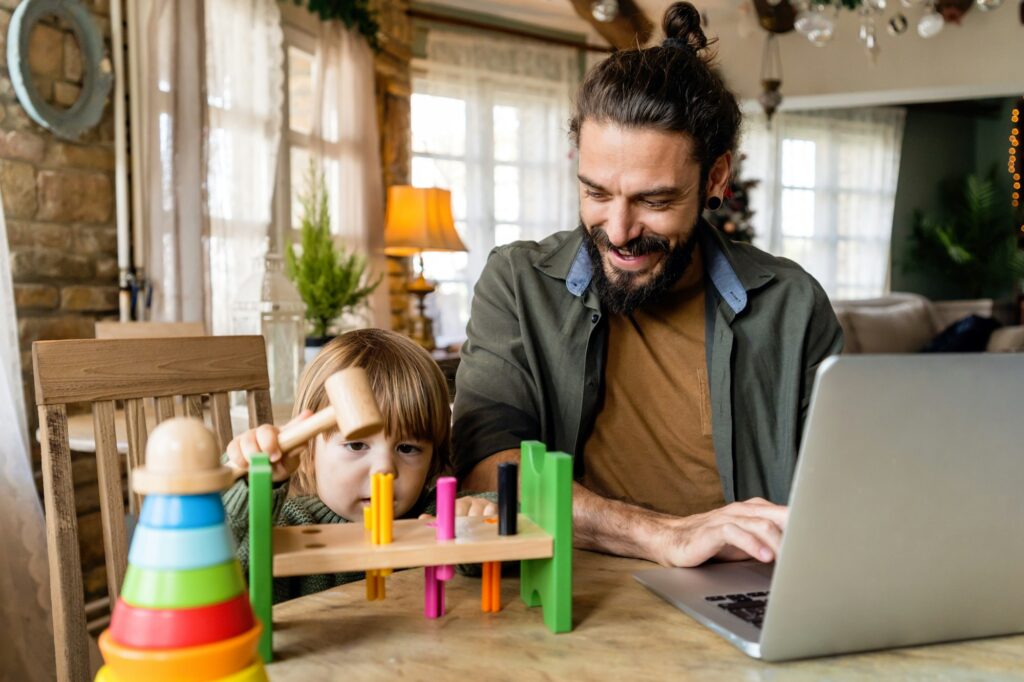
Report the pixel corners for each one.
[456,496,497,517]
[225,410,313,483]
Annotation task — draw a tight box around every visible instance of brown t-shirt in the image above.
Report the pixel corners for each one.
[582,247,725,517]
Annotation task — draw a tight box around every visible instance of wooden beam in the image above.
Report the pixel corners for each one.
[272,515,552,576]
[568,0,654,50]
[408,6,612,53]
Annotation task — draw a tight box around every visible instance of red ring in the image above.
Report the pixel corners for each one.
[109,592,255,649]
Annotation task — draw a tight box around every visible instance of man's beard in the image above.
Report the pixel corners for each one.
[583,220,700,316]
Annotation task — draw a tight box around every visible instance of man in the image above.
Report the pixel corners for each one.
[452,2,843,568]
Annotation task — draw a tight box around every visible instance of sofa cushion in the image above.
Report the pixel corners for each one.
[988,325,1024,352]
[841,299,937,353]
[921,315,1001,353]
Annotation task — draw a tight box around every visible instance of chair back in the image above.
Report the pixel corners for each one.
[33,335,271,682]
[94,320,206,339]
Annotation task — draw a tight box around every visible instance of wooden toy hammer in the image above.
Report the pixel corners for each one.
[230,367,383,479]
[277,367,383,451]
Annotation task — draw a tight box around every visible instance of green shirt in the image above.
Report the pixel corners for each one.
[452,221,843,505]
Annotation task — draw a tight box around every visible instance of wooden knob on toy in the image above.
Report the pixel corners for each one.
[276,367,384,454]
[133,417,234,495]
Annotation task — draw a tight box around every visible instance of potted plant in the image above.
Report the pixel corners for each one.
[286,163,381,358]
[905,171,1024,299]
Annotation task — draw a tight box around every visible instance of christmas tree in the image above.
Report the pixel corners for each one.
[705,153,758,244]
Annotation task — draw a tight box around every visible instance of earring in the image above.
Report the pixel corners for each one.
[706,196,722,211]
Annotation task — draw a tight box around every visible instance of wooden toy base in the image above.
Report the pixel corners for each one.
[272,515,552,577]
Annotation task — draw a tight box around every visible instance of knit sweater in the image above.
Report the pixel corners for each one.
[223,480,497,603]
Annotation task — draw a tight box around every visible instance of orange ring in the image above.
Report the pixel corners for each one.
[99,622,261,682]
[95,660,267,682]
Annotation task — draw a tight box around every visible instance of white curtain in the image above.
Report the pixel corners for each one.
[134,0,284,333]
[310,20,387,328]
[0,190,54,682]
[412,29,580,345]
[136,0,209,324]
[742,107,906,300]
[205,0,285,335]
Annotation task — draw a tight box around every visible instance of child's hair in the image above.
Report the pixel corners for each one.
[288,328,452,497]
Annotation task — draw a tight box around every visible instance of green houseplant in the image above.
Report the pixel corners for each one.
[285,164,381,341]
[905,171,1024,299]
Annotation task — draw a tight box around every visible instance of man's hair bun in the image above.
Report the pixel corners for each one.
[661,2,708,53]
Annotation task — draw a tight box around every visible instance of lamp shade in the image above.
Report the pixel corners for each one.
[383,186,467,256]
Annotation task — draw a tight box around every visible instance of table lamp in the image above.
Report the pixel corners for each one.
[384,186,467,351]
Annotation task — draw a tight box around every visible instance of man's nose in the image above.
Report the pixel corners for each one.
[603,200,640,247]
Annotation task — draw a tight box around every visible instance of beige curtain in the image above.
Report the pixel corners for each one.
[310,21,388,328]
[131,0,284,332]
[0,189,54,682]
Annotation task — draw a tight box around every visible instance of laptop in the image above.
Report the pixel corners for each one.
[634,354,1024,661]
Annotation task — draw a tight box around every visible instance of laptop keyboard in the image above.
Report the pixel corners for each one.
[705,591,770,629]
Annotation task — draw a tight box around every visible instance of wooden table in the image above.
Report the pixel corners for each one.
[267,550,1024,680]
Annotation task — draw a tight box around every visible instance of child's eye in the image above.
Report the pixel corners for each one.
[345,441,369,453]
[396,443,424,456]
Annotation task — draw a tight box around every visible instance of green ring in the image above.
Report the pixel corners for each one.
[121,560,246,609]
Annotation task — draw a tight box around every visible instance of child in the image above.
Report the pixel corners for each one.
[223,328,494,602]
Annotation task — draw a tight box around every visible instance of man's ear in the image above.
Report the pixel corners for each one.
[706,152,733,199]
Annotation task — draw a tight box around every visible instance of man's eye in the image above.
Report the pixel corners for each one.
[345,442,368,452]
[584,189,608,200]
[642,199,670,209]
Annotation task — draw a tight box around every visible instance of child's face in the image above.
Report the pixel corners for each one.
[313,430,433,522]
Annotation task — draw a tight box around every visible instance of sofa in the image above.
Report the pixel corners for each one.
[831,292,1024,354]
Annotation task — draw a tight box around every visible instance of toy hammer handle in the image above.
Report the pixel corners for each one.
[278,367,384,453]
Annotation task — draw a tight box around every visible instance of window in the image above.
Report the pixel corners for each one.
[744,108,906,300]
[411,29,580,346]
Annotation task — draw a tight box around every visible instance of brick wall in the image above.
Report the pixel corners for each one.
[1,0,119,602]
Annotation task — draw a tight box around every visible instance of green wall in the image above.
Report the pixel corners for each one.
[889,98,1019,300]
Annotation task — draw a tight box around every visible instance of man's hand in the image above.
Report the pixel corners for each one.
[225,410,313,483]
[466,452,789,568]
[573,483,789,567]
[419,495,497,520]
[653,498,788,566]
[456,496,497,517]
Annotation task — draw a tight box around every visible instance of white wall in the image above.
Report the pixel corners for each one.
[706,7,1022,108]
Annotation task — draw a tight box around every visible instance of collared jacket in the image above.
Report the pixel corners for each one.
[452,222,844,505]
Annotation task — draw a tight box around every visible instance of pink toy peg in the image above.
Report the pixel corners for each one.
[435,477,456,581]
[424,566,435,617]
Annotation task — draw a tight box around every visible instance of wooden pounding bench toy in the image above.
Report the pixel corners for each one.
[94,366,573,679]
[249,439,574,662]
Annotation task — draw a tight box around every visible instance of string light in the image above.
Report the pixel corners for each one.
[1012,100,1022,210]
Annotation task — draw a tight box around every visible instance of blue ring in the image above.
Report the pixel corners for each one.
[139,493,226,529]
[7,0,113,141]
[128,523,236,570]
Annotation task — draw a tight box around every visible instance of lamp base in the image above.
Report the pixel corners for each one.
[407,279,437,352]
[408,312,436,352]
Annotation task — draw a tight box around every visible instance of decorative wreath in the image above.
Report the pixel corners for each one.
[292,0,381,51]
[7,0,113,141]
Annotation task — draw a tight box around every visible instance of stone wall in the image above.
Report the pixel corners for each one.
[2,0,119,603]
[371,0,413,332]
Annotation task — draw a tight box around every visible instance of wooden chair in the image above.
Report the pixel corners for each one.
[33,335,272,682]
